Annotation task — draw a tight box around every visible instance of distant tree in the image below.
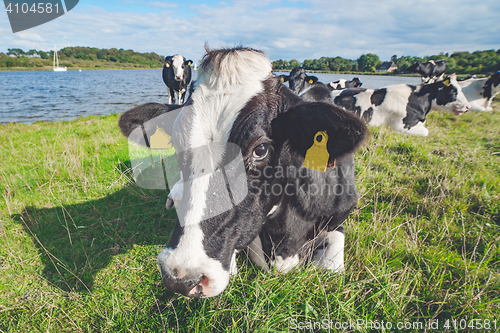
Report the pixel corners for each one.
[358,53,379,72]
[289,59,300,69]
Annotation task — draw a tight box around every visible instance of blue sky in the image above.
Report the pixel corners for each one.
[1,0,499,63]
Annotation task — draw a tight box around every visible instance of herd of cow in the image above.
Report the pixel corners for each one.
[119,46,500,298]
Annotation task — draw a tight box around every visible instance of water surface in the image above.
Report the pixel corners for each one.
[0,69,420,124]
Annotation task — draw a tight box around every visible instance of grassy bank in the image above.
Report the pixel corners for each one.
[1,104,500,332]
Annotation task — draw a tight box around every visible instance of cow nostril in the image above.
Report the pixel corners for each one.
[188,275,209,297]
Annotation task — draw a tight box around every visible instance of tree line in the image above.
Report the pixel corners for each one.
[273,49,500,74]
[0,46,164,69]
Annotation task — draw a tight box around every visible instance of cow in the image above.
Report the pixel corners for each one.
[119,46,368,298]
[280,67,333,103]
[407,60,447,83]
[457,72,500,111]
[328,78,363,90]
[162,54,193,105]
[330,74,470,136]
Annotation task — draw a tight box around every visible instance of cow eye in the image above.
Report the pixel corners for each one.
[253,144,269,160]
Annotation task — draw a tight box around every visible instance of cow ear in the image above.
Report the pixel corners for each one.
[272,102,368,160]
[165,56,172,67]
[118,103,182,143]
[306,76,318,85]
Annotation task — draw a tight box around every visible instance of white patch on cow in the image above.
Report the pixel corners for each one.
[314,230,344,273]
[459,77,500,112]
[166,171,184,209]
[329,79,346,89]
[229,250,238,276]
[172,54,185,81]
[158,49,273,297]
[248,235,269,271]
[266,204,280,216]
[274,254,300,273]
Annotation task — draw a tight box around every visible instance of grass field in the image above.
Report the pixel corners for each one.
[1,103,499,332]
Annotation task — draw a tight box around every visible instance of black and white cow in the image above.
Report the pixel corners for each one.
[406,60,447,83]
[162,54,193,105]
[457,72,500,111]
[119,47,368,298]
[328,78,363,90]
[330,74,470,136]
[280,67,333,103]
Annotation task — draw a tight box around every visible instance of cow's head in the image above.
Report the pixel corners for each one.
[281,67,319,94]
[120,47,367,298]
[430,74,470,115]
[165,54,193,81]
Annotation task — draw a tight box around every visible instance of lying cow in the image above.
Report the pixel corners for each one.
[407,60,447,83]
[330,74,469,136]
[162,54,193,104]
[328,78,363,90]
[280,67,332,102]
[119,47,368,298]
[457,72,500,111]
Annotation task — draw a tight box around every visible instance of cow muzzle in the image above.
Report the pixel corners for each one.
[157,247,230,298]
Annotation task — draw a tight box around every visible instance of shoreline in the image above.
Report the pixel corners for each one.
[0,66,163,72]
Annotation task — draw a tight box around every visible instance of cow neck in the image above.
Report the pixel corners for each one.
[414,83,438,116]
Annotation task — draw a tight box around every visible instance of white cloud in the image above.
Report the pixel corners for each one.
[0,0,499,62]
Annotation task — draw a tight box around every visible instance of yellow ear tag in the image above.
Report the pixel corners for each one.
[308,79,314,84]
[165,63,170,67]
[188,61,192,66]
[281,77,285,82]
[150,126,172,149]
[303,131,329,172]
[443,79,450,86]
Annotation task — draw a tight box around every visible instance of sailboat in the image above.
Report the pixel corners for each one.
[53,45,67,72]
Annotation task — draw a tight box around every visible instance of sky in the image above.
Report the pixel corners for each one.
[1,0,499,63]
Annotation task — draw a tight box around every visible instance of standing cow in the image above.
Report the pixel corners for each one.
[163,54,193,105]
[119,47,368,298]
[457,72,500,111]
[330,74,470,136]
[407,60,447,83]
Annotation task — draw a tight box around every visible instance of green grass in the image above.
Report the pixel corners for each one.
[1,105,500,332]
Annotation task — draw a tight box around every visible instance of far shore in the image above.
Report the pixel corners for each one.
[0,66,163,72]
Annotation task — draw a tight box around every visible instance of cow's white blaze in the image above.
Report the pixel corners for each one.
[158,49,273,297]
[172,54,185,81]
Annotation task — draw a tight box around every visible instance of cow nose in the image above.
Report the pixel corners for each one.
[161,273,207,297]
[175,75,182,81]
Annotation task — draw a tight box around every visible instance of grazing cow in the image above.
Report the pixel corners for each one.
[280,67,333,102]
[457,72,500,111]
[330,74,470,136]
[119,47,368,298]
[328,78,363,90]
[162,54,193,105]
[407,60,447,83]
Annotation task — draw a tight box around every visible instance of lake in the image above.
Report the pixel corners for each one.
[0,69,421,124]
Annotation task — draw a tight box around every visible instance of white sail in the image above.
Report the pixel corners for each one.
[53,45,67,72]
